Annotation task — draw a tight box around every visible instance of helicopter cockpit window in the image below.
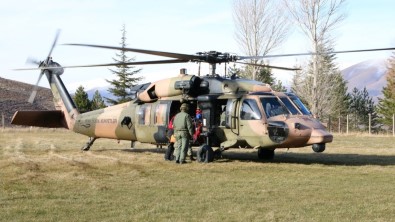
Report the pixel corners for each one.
[138,104,151,125]
[279,97,300,115]
[240,99,261,120]
[289,96,311,115]
[261,97,289,118]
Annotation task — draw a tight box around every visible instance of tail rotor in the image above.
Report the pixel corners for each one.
[28,72,46,103]
[27,29,61,103]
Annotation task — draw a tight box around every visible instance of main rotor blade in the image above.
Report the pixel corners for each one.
[235,61,300,71]
[47,29,61,60]
[65,43,200,61]
[28,72,44,103]
[13,66,63,71]
[327,47,395,55]
[59,59,189,68]
[240,47,395,59]
[13,59,189,71]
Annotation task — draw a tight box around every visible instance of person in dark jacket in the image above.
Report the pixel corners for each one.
[164,115,176,161]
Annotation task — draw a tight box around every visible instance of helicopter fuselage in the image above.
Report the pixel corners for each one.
[11,70,332,161]
[72,75,333,151]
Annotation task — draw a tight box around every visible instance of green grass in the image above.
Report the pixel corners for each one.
[1,129,395,221]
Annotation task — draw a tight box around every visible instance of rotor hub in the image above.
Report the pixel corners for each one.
[196,51,237,64]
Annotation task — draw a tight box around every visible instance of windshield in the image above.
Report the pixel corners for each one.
[260,97,289,118]
[279,97,300,115]
[289,96,311,115]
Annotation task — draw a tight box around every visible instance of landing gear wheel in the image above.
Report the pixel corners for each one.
[257,149,275,160]
[312,143,325,153]
[197,145,214,163]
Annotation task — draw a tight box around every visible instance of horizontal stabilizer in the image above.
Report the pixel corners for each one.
[11,110,68,128]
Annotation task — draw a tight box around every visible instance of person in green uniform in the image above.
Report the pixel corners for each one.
[173,103,194,164]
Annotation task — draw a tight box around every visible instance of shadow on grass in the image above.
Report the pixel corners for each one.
[220,150,395,166]
[93,147,166,154]
[92,147,395,166]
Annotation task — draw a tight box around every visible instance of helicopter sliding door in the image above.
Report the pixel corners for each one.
[135,101,170,144]
[153,102,171,144]
[135,104,154,143]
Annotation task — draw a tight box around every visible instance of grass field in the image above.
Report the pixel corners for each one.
[1,129,395,221]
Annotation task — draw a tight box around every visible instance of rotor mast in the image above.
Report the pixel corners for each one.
[209,63,217,76]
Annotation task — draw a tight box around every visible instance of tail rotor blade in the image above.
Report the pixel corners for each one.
[28,72,44,103]
[28,89,38,104]
[26,57,41,66]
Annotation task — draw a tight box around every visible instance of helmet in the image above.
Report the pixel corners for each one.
[180,103,189,111]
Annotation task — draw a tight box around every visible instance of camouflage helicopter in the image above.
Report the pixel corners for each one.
[12,32,395,162]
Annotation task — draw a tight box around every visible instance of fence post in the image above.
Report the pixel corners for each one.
[393,114,394,137]
[368,113,371,135]
[328,116,331,132]
[346,114,349,135]
[338,116,340,133]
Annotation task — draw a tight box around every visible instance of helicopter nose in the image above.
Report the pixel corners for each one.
[307,128,333,145]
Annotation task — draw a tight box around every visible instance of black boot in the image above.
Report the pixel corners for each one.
[190,155,195,161]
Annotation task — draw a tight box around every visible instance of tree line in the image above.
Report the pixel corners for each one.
[232,0,395,132]
[75,0,395,132]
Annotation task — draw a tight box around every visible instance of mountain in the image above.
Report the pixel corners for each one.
[86,86,115,101]
[341,59,388,103]
[68,78,115,103]
[0,77,54,127]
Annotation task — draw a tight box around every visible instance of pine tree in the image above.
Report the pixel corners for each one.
[228,64,242,79]
[239,64,286,91]
[106,24,142,105]
[349,87,377,130]
[91,90,106,110]
[377,52,395,126]
[291,44,348,121]
[256,66,275,85]
[73,85,91,113]
[272,79,287,92]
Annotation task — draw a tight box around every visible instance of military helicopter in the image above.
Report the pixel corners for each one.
[12,32,395,162]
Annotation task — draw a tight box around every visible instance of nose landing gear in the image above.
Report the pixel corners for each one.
[312,143,326,153]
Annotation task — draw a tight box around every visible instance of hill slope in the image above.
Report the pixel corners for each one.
[0,77,54,127]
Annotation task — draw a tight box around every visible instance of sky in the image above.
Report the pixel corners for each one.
[1,0,395,92]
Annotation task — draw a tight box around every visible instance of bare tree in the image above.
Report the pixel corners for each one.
[233,0,290,80]
[284,0,347,115]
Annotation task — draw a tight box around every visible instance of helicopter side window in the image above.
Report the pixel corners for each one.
[155,103,168,125]
[138,104,151,125]
[240,99,261,120]
[280,97,300,115]
[261,97,289,118]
